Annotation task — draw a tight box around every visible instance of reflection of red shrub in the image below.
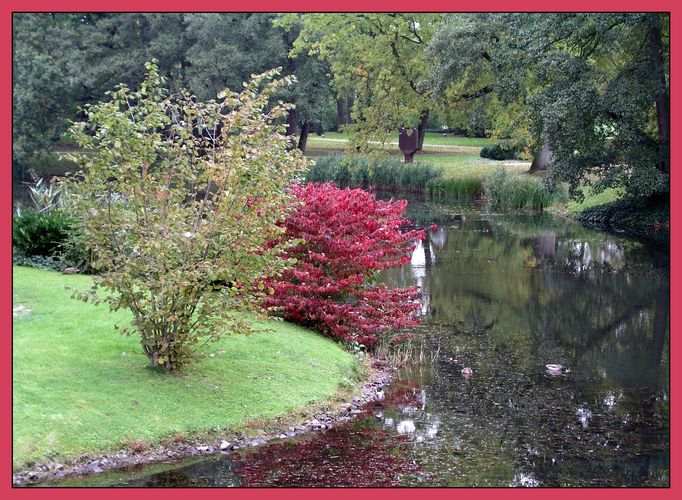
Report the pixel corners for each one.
[360,380,423,417]
[384,380,422,407]
[265,182,424,347]
[232,423,419,487]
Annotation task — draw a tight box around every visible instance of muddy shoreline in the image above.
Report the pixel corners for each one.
[13,359,395,487]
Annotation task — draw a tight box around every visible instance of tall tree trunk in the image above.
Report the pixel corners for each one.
[346,94,354,124]
[649,15,670,175]
[297,121,310,153]
[336,98,346,129]
[417,110,429,151]
[529,136,554,173]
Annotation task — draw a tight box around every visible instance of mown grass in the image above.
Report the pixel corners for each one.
[308,131,494,148]
[562,186,622,214]
[12,266,359,469]
[417,154,530,179]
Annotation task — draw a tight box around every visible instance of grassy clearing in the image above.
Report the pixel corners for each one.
[418,154,531,180]
[309,131,494,148]
[12,266,359,469]
[306,152,535,202]
[561,186,622,214]
[305,144,623,215]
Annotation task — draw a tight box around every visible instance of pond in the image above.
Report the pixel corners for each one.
[47,196,670,487]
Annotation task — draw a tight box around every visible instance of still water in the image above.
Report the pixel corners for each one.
[52,197,670,487]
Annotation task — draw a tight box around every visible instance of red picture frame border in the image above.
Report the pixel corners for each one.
[2,1,676,498]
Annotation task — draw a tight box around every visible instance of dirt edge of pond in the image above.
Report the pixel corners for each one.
[12,357,395,487]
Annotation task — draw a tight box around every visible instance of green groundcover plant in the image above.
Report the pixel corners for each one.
[65,61,307,373]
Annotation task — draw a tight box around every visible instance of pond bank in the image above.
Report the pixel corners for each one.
[13,358,395,486]
[33,197,669,487]
[12,267,368,480]
[574,196,669,233]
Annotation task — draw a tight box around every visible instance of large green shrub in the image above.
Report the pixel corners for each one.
[480,142,518,161]
[65,62,307,373]
[12,208,74,257]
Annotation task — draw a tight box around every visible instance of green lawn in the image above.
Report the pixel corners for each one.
[416,132,495,147]
[561,186,622,213]
[12,266,359,469]
[307,131,494,155]
[418,154,529,177]
[310,131,494,148]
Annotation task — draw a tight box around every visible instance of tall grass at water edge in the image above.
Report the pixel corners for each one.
[483,167,562,210]
[305,155,442,192]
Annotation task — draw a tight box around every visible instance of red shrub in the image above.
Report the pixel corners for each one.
[265,182,424,347]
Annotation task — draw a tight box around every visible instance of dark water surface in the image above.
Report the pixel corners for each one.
[51,197,670,487]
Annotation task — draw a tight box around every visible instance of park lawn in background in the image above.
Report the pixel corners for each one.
[419,154,530,179]
[416,132,495,147]
[12,266,358,469]
[306,131,494,153]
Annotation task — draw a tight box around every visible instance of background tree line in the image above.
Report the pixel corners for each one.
[13,13,336,175]
[13,12,669,203]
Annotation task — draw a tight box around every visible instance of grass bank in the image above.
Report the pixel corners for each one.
[12,267,360,469]
[560,186,622,214]
[574,195,669,230]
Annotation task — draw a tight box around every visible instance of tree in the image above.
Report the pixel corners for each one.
[272,16,335,152]
[183,13,284,101]
[265,182,424,348]
[184,13,334,153]
[12,14,78,177]
[12,13,190,179]
[66,62,307,372]
[534,13,670,199]
[71,13,189,98]
[12,13,335,177]
[428,13,670,200]
[283,13,441,151]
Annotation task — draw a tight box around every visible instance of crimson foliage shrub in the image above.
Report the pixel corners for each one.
[265,182,424,348]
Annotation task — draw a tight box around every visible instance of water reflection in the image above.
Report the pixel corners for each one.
[50,198,668,487]
[379,199,669,486]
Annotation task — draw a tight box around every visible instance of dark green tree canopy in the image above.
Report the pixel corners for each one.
[12,12,334,174]
[428,13,669,200]
[14,13,670,203]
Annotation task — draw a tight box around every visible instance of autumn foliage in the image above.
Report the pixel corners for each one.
[265,182,423,347]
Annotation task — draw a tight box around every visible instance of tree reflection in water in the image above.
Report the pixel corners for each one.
[53,198,669,488]
[379,199,669,486]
